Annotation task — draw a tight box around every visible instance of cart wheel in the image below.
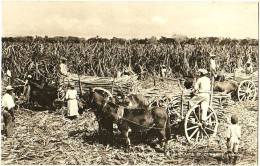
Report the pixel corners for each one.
[93,87,113,101]
[184,105,218,144]
[149,96,171,108]
[238,80,256,102]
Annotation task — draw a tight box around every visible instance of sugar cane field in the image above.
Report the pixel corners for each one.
[1,37,258,165]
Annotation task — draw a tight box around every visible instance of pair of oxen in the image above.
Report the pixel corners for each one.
[80,90,171,152]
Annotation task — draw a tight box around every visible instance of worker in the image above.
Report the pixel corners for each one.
[65,82,79,120]
[59,57,70,85]
[2,69,12,89]
[210,53,217,77]
[161,65,167,78]
[2,85,16,137]
[190,69,211,123]
[226,114,241,165]
[245,60,253,75]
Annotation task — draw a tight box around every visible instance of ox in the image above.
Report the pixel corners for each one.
[102,102,171,152]
[214,75,238,96]
[80,88,115,145]
[24,78,61,110]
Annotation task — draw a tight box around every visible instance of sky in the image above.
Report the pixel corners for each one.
[2,1,259,39]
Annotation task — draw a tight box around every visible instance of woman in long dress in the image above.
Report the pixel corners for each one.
[65,83,79,119]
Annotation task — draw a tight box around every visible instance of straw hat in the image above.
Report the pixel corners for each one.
[6,85,13,90]
[210,53,216,57]
[60,57,67,61]
[246,59,252,64]
[198,69,208,75]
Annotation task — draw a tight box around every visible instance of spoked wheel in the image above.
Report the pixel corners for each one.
[184,105,218,144]
[149,96,171,107]
[238,80,256,102]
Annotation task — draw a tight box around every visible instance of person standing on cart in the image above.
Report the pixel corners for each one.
[58,57,70,100]
[210,53,217,78]
[190,69,211,123]
[244,59,253,75]
[59,57,70,85]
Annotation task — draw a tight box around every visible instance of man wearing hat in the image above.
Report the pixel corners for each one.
[2,69,12,90]
[59,57,69,85]
[22,75,33,103]
[190,69,211,123]
[65,82,79,119]
[210,53,217,77]
[2,85,16,137]
[245,60,253,75]
[161,65,167,78]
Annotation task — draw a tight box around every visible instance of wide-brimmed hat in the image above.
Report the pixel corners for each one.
[246,60,252,64]
[210,53,216,57]
[198,69,208,74]
[60,57,67,61]
[6,85,13,90]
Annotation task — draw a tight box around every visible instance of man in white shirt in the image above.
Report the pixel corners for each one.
[190,69,211,122]
[161,65,167,78]
[59,57,70,85]
[2,69,12,89]
[2,85,16,137]
[210,54,217,77]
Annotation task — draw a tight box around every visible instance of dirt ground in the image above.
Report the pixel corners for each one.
[1,80,258,165]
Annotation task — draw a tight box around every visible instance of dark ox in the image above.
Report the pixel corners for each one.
[25,79,60,110]
[80,88,115,145]
[102,103,171,151]
[214,81,238,94]
[81,90,171,151]
[214,75,238,95]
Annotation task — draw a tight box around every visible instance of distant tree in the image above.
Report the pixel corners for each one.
[111,37,126,44]
[159,36,177,44]
[67,36,80,43]
[239,39,249,45]
[148,36,157,44]
[219,38,231,45]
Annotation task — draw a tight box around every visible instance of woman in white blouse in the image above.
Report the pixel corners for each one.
[65,82,79,119]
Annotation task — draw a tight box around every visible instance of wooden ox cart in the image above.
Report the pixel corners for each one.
[61,71,257,144]
[225,69,258,102]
